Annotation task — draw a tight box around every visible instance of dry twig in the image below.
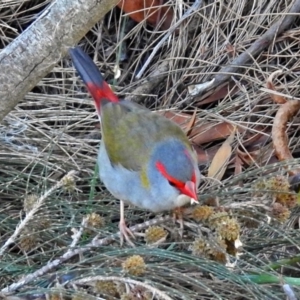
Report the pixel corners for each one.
[193,0,300,102]
[1,215,173,293]
[135,0,203,79]
[0,170,77,258]
[73,276,173,300]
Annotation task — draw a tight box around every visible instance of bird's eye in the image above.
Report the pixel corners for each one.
[168,180,176,187]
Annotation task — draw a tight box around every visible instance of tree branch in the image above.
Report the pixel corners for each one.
[0,0,119,122]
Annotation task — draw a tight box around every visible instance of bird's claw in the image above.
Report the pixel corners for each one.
[119,220,136,247]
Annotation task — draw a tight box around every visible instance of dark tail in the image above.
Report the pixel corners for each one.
[69,47,119,114]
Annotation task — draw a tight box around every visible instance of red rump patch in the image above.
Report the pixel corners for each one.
[87,82,119,114]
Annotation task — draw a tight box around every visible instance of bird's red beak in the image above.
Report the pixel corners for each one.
[181,181,198,203]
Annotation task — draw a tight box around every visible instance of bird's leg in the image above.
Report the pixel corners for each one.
[172,207,185,238]
[119,200,136,247]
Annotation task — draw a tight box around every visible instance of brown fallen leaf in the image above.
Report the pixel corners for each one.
[193,144,215,165]
[234,154,243,176]
[191,122,236,145]
[266,70,300,175]
[266,70,287,104]
[159,110,191,128]
[242,130,270,149]
[207,128,236,180]
[272,99,300,176]
[159,110,238,144]
[195,83,239,105]
[117,0,174,30]
[237,146,277,168]
[185,108,197,137]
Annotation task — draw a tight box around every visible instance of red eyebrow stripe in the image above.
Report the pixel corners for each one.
[155,161,185,188]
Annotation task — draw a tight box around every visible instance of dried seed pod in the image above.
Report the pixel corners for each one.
[122,255,146,276]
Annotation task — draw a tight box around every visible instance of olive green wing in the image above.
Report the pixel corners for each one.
[101,101,191,171]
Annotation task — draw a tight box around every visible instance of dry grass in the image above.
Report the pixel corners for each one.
[1,0,300,299]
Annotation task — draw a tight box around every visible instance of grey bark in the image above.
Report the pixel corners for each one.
[0,0,119,122]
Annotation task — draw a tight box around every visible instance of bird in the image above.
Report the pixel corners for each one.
[69,47,200,246]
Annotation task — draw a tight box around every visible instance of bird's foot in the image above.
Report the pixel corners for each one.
[119,219,136,247]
